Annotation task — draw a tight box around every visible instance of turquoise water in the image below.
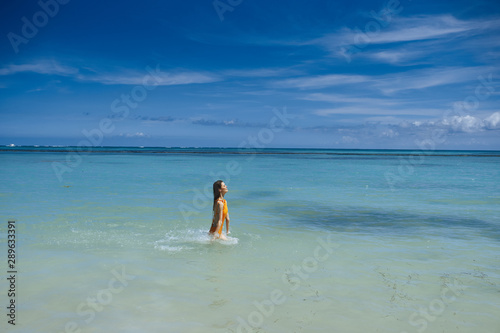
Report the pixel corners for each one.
[0,148,499,332]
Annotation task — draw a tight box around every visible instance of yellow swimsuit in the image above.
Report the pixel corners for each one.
[209,198,227,236]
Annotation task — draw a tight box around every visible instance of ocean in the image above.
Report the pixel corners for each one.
[0,147,499,333]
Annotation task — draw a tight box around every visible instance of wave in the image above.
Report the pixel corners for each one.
[154,228,238,252]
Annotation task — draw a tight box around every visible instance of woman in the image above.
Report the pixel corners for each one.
[209,180,230,240]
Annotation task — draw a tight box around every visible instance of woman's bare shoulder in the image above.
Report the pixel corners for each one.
[214,200,224,210]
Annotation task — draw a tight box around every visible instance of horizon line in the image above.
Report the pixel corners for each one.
[1,145,499,156]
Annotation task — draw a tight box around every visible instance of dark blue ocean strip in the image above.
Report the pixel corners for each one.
[1,146,499,157]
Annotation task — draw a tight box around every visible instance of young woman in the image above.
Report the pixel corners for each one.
[208,180,230,240]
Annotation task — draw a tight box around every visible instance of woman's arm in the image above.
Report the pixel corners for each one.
[226,213,230,234]
[216,201,224,234]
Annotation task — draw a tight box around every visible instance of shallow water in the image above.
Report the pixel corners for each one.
[0,148,499,332]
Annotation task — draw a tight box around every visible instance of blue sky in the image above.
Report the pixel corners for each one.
[1,0,499,149]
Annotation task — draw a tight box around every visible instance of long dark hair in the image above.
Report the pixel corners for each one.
[213,180,224,211]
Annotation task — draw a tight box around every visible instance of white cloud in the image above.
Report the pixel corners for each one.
[273,74,370,89]
[120,132,148,137]
[272,66,494,95]
[0,60,220,86]
[381,129,399,138]
[484,112,500,129]
[223,67,303,78]
[358,15,485,44]
[367,48,428,65]
[302,93,397,106]
[0,60,78,76]
[394,112,500,133]
[312,15,500,55]
[78,71,220,86]
[313,106,441,117]
[296,14,500,71]
[441,112,500,132]
[341,136,359,144]
[442,115,484,133]
[364,116,401,124]
[374,66,491,95]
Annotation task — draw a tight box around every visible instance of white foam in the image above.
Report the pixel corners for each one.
[154,245,192,252]
[154,228,239,252]
[215,236,239,245]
